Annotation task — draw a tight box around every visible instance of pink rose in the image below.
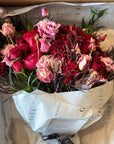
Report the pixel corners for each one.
[0,23,15,37]
[23,51,42,71]
[39,38,51,52]
[34,20,61,39]
[77,54,92,71]
[9,46,22,60]
[1,44,14,56]
[12,61,24,73]
[101,57,114,71]
[41,7,48,17]
[37,68,54,83]
[23,29,38,52]
[98,34,107,42]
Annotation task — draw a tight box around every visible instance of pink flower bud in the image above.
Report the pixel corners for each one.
[77,54,92,71]
[75,43,81,55]
[101,57,114,71]
[12,61,24,73]
[88,37,96,51]
[41,7,48,17]
[98,34,107,42]
[39,38,51,52]
[0,23,15,37]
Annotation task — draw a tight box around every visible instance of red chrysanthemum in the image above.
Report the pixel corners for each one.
[0,62,8,76]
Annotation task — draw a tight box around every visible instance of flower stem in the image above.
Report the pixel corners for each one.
[6,37,10,44]
[9,37,14,45]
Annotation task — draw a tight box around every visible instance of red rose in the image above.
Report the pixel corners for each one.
[17,38,29,53]
[9,46,22,60]
[23,29,38,52]
[23,51,42,71]
[12,61,23,73]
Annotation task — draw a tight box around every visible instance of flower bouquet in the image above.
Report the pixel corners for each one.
[0,3,114,144]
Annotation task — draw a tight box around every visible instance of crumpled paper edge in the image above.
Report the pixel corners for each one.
[0,2,114,18]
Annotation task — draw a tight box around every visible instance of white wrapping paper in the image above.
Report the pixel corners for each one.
[13,80,113,135]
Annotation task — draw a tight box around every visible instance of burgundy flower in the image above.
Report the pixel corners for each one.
[12,61,24,73]
[62,61,79,83]
[91,56,107,78]
[23,28,38,52]
[0,62,8,76]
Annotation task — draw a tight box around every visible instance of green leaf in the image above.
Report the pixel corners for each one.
[97,8,108,19]
[81,17,86,28]
[24,85,33,93]
[15,31,22,38]
[31,77,38,86]
[91,9,97,15]
[27,20,34,32]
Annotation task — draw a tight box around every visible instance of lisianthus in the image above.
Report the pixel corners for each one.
[0,7,113,94]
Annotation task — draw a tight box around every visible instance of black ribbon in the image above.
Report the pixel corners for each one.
[41,133,74,144]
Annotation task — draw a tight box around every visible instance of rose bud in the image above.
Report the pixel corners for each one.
[41,7,48,17]
[39,38,51,53]
[77,54,92,71]
[0,23,15,37]
[1,44,14,56]
[23,51,42,71]
[37,68,54,83]
[34,20,61,39]
[9,46,22,60]
[98,34,107,42]
[101,57,114,71]
[12,61,24,73]
[23,29,38,52]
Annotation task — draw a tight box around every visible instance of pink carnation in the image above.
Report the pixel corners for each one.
[36,55,62,83]
[0,23,15,37]
[37,68,54,83]
[34,20,61,39]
